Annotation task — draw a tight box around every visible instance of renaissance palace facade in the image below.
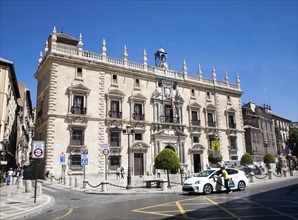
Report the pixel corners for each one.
[34,27,245,178]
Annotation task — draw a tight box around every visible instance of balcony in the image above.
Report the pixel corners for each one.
[133,113,145,121]
[110,141,120,147]
[207,121,216,127]
[71,106,86,115]
[229,123,237,129]
[70,139,84,146]
[191,119,201,126]
[160,116,180,124]
[108,110,122,119]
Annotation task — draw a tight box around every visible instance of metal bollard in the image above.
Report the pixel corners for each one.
[161,179,167,191]
[101,181,108,192]
[83,179,88,189]
[64,176,69,185]
[290,170,293,176]
[268,170,273,179]
[249,172,255,183]
[25,180,32,193]
[36,182,42,196]
[17,178,23,189]
[283,170,287,177]
[75,176,79,188]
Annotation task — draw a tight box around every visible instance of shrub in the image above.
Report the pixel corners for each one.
[263,153,276,165]
[240,153,254,166]
[208,152,222,166]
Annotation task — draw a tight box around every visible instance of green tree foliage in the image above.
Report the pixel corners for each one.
[208,152,222,166]
[154,148,181,187]
[240,153,254,166]
[286,129,298,157]
[263,153,276,165]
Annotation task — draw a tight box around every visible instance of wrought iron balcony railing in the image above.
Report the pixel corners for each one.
[71,106,86,115]
[108,110,122,119]
[132,113,145,121]
[160,116,180,124]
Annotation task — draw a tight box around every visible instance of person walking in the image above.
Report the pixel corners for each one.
[116,167,120,179]
[219,166,232,194]
[120,166,125,179]
[6,168,14,185]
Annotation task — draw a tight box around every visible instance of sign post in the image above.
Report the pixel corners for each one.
[32,141,45,203]
[102,144,110,181]
[81,148,88,179]
[60,152,66,183]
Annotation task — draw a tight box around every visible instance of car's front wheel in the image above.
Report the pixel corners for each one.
[238,181,246,191]
[203,184,213,195]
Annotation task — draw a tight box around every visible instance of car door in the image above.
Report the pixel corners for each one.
[210,170,225,191]
[226,169,239,189]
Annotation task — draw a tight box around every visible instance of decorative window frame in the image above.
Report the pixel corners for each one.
[129,93,147,121]
[106,89,125,119]
[205,104,216,127]
[67,83,90,115]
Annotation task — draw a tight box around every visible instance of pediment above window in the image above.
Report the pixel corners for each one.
[189,144,205,153]
[129,93,147,102]
[106,88,125,98]
[225,107,237,114]
[188,102,201,110]
[67,83,90,94]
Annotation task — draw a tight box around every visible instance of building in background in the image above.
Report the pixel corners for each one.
[34,27,245,179]
[242,102,291,162]
[0,58,20,170]
[16,83,34,167]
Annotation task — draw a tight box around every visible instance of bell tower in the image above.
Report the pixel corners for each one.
[154,48,168,69]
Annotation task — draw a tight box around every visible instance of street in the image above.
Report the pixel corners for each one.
[29,178,298,220]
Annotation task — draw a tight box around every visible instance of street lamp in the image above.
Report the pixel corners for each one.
[123,125,134,189]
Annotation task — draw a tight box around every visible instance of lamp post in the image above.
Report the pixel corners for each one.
[123,125,134,189]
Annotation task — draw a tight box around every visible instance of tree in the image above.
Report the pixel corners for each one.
[286,129,298,157]
[240,153,254,166]
[208,152,222,167]
[263,153,276,165]
[154,148,181,187]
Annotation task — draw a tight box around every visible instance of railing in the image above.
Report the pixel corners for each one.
[191,119,201,126]
[71,106,86,115]
[160,116,180,124]
[70,140,84,145]
[229,123,236,129]
[108,111,122,119]
[132,113,145,121]
[207,121,216,127]
[110,141,120,147]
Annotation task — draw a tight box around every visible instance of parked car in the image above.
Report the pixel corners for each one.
[182,168,249,195]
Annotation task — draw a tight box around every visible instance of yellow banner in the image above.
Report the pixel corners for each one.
[211,140,220,151]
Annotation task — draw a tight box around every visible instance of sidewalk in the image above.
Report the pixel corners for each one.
[0,171,297,219]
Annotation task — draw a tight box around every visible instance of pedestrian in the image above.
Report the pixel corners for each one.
[116,167,120,179]
[219,166,232,194]
[6,168,14,185]
[120,166,125,179]
[15,167,22,185]
[44,169,50,180]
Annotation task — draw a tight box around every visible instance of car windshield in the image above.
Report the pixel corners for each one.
[194,169,216,177]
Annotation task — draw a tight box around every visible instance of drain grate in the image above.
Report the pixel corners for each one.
[8,201,22,204]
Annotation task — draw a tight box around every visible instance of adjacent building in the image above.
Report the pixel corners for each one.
[35,27,245,179]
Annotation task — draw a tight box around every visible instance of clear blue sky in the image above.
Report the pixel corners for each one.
[1,0,297,121]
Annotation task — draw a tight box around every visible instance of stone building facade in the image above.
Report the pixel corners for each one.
[35,27,245,178]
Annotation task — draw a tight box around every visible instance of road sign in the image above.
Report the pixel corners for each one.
[81,147,88,166]
[32,141,45,158]
[211,140,221,152]
[60,152,67,165]
[102,144,110,156]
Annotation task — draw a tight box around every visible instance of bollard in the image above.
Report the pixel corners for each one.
[50,175,54,182]
[83,179,88,189]
[283,169,287,177]
[268,170,273,179]
[161,179,167,191]
[290,170,293,176]
[25,180,32,193]
[64,176,69,185]
[75,176,79,188]
[36,182,42,196]
[101,181,108,192]
[17,178,23,189]
[249,172,255,183]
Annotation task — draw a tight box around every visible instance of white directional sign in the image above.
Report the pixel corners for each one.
[102,144,110,156]
[32,141,45,158]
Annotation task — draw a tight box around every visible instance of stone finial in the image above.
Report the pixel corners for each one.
[78,33,83,49]
[236,73,241,88]
[143,49,147,65]
[53,26,57,34]
[44,40,48,53]
[51,26,57,43]
[198,64,202,79]
[212,67,216,81]
[224,70,229,84]
[38,51,43,65]
[123,45,128,60]
[102,38,106,56]
[183,59,187,74]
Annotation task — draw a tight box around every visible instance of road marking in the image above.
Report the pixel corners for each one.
[203,196,243,220]
[176,201,188,218]
[53,208,73,220]
[243,198,298,220]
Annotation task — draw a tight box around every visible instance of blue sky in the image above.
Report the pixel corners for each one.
[1,0,297,121]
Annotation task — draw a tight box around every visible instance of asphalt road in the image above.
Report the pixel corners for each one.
[30,178,298,220]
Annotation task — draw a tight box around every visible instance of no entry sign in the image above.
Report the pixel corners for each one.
[32,141,45,158]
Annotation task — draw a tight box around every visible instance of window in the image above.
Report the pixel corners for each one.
[76,67,83,78]
[109,100,121,118]
[207,92,211,99]
[191,110,200,126]
[112,74,118,84]
[110,131,120,146]
[191,89,195,97]
[230,137,237,149]
[135,79,140,88]
[207,112,215,127]
[133,103,144,120]
[135,133,143,141]
[110,156,120,166]
[193,136,199,143]
[227,95,231,103]
[71,128,84,145]
[71,95,86,114]
[228,114,236,129]
[70,155,81,166]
